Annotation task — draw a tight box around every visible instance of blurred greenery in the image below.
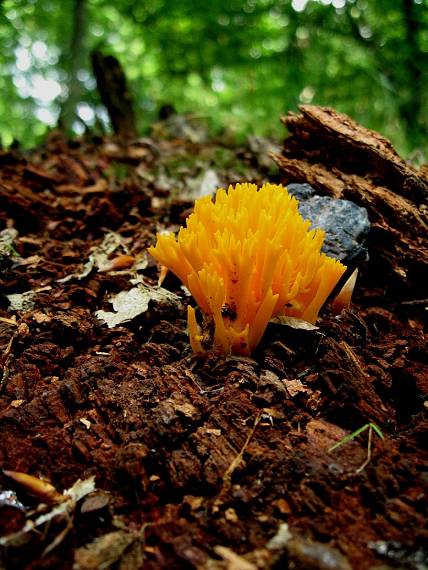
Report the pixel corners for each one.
[0,0,427,156]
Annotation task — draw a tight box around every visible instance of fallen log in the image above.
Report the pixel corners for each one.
[273,105,428,301]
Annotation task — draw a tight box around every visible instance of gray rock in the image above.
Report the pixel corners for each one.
[287,184,370,264]
[287,183,316,201]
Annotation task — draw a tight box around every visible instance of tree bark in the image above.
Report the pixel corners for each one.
[59,0,87,131]
[91,50,137,139]
[273,105,428,300]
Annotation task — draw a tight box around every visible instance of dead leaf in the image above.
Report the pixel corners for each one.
[212,546,257,570]
[3,470,65,504]
[81,178,108,195]
[0,316,17,353]
[274,498,292,515]
[6,291,36,311]
[225,508,239,522]
[74,530,135,570]
[80,491,110,514]
[98,254,135,272]
[80,418,91,430]
[269,316,319,330]
[14,254,43,268]
[0,228,18,258]
[283,379,307,397]
[183,495,204,511]
[0,316,17,326]
[0,476,96,548]
[58,231,129,283]
[206,428,222,436]
[95,284,181,328]
[183,169,221,200]
[32,310,52,324]
[74,521,150,570]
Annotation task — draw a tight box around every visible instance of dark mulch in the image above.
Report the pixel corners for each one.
[0,125,426,570]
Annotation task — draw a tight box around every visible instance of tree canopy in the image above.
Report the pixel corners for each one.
[1,0,427,155]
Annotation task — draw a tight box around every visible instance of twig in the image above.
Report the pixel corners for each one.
[213,413,261,512]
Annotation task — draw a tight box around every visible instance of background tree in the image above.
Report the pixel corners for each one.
[1,0,426,156]
[58,0,88,132]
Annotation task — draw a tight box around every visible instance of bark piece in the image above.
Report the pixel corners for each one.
[273,105,428,299]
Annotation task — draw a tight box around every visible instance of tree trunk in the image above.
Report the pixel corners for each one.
[91,50,137,139]
[400,0,426,148]
[59,0,87,131]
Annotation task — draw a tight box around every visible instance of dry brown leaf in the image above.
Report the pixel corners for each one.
[96,284,181,328]
[0,476,96,548]
[269,316,319,331]
[3,470,65,504]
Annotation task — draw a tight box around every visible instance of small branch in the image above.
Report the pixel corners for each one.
[213,412,261,512]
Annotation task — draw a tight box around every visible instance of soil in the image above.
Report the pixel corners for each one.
[0,122,427,570]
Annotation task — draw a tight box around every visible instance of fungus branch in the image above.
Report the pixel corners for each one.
[149,183,346,355]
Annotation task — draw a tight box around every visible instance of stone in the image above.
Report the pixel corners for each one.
[287,183,370,263]
[287,183,315,201]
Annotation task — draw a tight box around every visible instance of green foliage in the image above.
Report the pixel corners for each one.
[1,0,427,155]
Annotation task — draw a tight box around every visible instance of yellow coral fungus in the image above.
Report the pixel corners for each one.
[148,183,346,355]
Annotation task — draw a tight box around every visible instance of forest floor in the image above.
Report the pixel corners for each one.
[0,117,427,570]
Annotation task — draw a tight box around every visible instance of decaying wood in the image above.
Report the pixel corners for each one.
[0,131,426,570]
[274,105,428,299]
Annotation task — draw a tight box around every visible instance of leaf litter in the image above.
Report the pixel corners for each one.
[0,124,426,570]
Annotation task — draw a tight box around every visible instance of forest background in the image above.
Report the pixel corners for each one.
[1,0,427,157]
